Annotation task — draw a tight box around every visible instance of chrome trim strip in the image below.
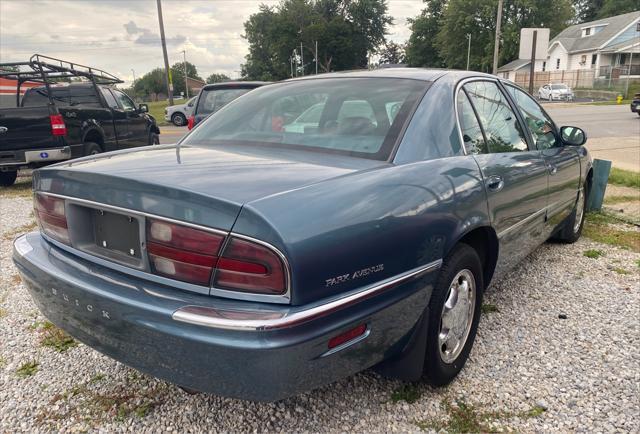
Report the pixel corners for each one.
[39,192,228,236]
[36,192,292,304]
[172,259,442,331]
[320,328,371,358]
[497,207,546,239]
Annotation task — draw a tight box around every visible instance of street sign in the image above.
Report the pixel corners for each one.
[519,28,549,60]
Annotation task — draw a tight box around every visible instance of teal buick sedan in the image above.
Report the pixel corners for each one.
[13,68,591,401]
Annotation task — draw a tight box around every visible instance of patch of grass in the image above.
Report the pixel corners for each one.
[146,100,170,126]
[16,360,39,378]
[415,399,546,433]
[608,168,640,189]
[0,357,6,368]
[604,195,639,205]
[481,303,500,314]
[391,383,422,404]
[636,259,640,268]
[0,307,7,319]
[0,176,32,198]
[11,274,22,285]
[583,249,604,259]
[584,99,631,106]
[612,267,630,275]
[3,221,38,241]
[38,321,78,353]
[583,213,640,252]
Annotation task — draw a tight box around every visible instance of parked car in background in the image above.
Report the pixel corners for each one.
[631,92,640,116]
[538,83,574,101]
[165,96,196,126]
[0,55,160,187]
[14,69,592,401]
[188,81,269,129]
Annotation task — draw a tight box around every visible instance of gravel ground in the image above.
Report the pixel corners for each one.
[1,195,639,433]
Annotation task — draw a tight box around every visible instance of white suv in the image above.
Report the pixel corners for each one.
[164,96,197,126]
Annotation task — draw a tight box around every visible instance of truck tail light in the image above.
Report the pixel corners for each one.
[146,219,224,286]
[50,114,67,136]
[214,237,286,295]
[34,193,70,244]
[187,115,195,130]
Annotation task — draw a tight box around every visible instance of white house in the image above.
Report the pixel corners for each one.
[499,10,640,80]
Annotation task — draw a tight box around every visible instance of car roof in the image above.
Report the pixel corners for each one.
[202,81,270,90]
[285,68,498,83]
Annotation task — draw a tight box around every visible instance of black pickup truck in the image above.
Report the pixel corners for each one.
[0,55,160,186]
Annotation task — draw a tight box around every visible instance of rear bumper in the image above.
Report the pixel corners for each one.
[13,232,438,401]
[0,144,83,170]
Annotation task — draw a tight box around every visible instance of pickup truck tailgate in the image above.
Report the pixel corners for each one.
[0,106,61,152]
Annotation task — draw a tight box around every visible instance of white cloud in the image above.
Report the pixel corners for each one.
[0,0,423,86]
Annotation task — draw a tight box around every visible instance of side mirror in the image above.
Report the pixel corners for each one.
[560,126,586,146]
[139,104,149,113]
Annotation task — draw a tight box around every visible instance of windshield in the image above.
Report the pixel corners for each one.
[196,87,253,115]
[183,78,428,160]
[551,84,568,90]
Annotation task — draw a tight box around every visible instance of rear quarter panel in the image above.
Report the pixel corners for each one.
[233,157,489,305]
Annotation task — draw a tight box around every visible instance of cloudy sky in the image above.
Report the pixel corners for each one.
[0,0,424,86]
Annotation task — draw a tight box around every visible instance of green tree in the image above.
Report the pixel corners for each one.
[170,61,202,96]
[241,0,393,81]
[206,73,231,84]
[405,0,446,67]
[596,0,638,19]
[434,0,572,72]
[573,0,604,22]
[378,41,406,64]
[134,68,166,100]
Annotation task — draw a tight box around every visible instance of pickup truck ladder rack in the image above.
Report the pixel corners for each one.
[0,54,123,106]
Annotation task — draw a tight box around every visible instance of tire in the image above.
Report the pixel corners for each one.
[83,142,102,156]
[171,112,186,126]
[0,170,18,187]
[148,130,160,145]
[423,243,484,386]
[554,180,587,243]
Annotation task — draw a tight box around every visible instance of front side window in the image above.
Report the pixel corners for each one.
[456,90,486,155]
[112,90,136,111]
[506,85,558,150]
[463,81,528,153]
[183,78,427,160]
[196,88,252,116]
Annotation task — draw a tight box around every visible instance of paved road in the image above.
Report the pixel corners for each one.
[158,105,639,170]
[544,104,639,138]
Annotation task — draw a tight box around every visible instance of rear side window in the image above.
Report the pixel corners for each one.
[456,90,486,155]
[505,85,558,150]
[101,88,118,108]
[196,88,252,115]
[463,81,528,153]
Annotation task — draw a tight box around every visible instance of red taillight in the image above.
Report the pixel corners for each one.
[214,237,286,295]
[187,115,195,130]
[146,219,224,286]
[50,114,67,136]
[328,324,367,349]
[34,193,70,244]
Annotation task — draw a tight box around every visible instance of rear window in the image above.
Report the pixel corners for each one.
[196,87,253,115]
[183,78,428,160]
[22,85,101,107]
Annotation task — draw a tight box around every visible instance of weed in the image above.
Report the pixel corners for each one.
[16,360,39,378]
[481,303,499,314]
[39,321,78,352]
[11,274,22,285]
[612,267,630,275]
[583,213,639,252]
[604,195,639,205]
[391,383,422,404]
[0,177,33,198]
[3,221,38,241]
[608,168,640,189]
[0,307,7,319]
[583,249,604,259]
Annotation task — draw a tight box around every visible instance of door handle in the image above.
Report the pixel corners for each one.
[486,175,504,192]
[547,164,558,175]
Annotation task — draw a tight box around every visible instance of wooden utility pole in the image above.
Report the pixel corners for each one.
[492,0,503,75]
[156,0,173,105]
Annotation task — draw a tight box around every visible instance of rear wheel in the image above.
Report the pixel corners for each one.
[423,243,483,386]
[0,170,18,187]
[171,112,186,126]
[83,142,102,156]
[554,181,587,243]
